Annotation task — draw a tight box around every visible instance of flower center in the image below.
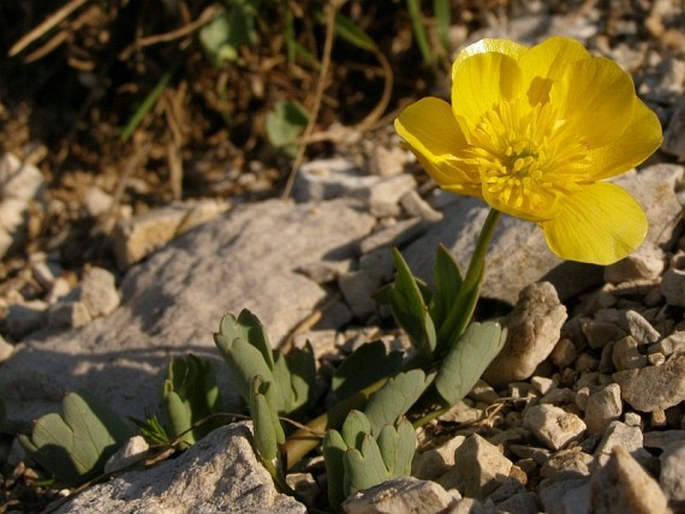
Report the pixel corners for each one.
[466,97,589,221]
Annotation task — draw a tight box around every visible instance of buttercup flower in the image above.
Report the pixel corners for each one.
[395,37,663,265]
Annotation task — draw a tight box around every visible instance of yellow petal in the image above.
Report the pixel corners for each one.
[540,182,647,265]
[586,97,663,180]
[518,36,591,104]
[452,38,527,80]
[395,97,481,195]
[551,56,636,148]
[451,52,523,133]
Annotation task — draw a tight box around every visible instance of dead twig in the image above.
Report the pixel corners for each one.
[8,0,89,57]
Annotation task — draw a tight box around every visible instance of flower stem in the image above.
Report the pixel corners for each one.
[437,208,501,348]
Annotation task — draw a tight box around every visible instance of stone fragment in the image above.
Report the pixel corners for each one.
[613,354,685,412]
[342,476,459,514]
[113,199,229,269]
[46,277,73,304]
[549,338,577,368]
[584,384,623,436]
[6,300,48,339]
[662,268,685,307]
[604,242,665,284]
[649,330,685,357]
[483,282,567,388]
[48,301,92,329]
[590,447,669,514]
[580,318,626,349]
[523,404,586,450]
[0,334,14,362]
[104,435,150,474]
[400,190,443,221]
[622,310,660,344]
[541,448,593,477]
[663,95,685,159]
[495,491,539,514]
[80,266,120,318]
[84,186,113,217]
[0,152,45,258]
[449,497,504,514]
[368,145,407,177]
[593,421,648,468]
[368,173,417,217]
[359,218,427,254]
[643,430,685,450]
[292,158,378,202]
[659,441,685,501]
[56,423,307,513]
[436,434,513,498]
[612,336,648,371]
[411,436,466,481]
[539,477,590,514]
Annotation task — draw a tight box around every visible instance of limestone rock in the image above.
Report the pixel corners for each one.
[523,404,586,450]
[436,434,513,498]
[56,423,307,514]
[80,266,120,318]
[113,199,229,269]
[6,300,48,340]
[539,477,590,514]
[342,476,459,514]
[658,441,685,503]
[590,447,669,514]
[104,435,150,474]
[604,242,665,284]
[0,199,375,429]
[593,421,649,468]
[292,158,378,202]
[613,354,685,412]
[484,282,567,388]
[583,384,623,436]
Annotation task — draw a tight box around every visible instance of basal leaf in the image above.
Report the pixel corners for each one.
[322,429,348,508]
[341,410,373,450]
[343,436,389,495]
[434,322,506,405]
[430,244,463,332]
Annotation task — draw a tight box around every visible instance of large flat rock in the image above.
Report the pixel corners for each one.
[0,199,375,429]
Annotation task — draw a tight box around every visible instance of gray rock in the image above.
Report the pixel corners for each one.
[613,354,685,412]
[643,430,685,450]
[80,266,120,318]
[549,338,577,368]
[113,199,229,269]
[342,476,459,514]
[483,282,567,388]
[368,174,417,217]
[84,186,114,217]
[400,190,444,222]
[411,435,466,481]
[662,267,685,307]
[649,330,685,357]
[404,165,683,305]
[0,333,14,362]
[659,441,685,501]
[541,448,593,477]
[56,423,306,514]
[0,199,375,429]
[523,404,586,450]
[495,491,539,514]
[0,152,45,258]
[590,447,669,514]
[664,97,685,159]
[48,301,92,329]
[584,384,623,436]
[449,497,505,514]
[539,477,590,514]
[292,158,378,202]
[593,421,649,468]
[6,300,48,340]
[604,242,665,284]
[436,434,513,499]
[612,336,648,371]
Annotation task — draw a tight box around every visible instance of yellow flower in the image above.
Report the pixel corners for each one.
[395,37,663,265]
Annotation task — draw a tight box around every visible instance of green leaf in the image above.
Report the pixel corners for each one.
[364,369,430,435]
[265,99,309,157]
[271,341,316,415]
[218,310,274,370]
[322,429,348,508]
[341,410,373,450]
[332,341,403,402]
[376,417,416,477]
[433,0,451,56]
[249,376,285,465]
[343,436,389,495]
[430,245,463,333]
[406,0,434,65]
[333,13,377,52]
[435,322,507,405]
[389,248,437,356]
[19,392,134,485]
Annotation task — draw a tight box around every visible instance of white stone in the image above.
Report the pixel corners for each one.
[660,441,685,501]
[292,158,379,202]
[523,404,586,450]
[342,476,459,514]
[613,354,685,412]
[104,435,150,474]
[368,174,417,217]
[649,330,685,357]
[84,186,113,217]
[483,282,567,388]
[412,435,466,480]
[400,190,443,222]
[604,241,665,284]
[56,423,306,513]
[80,266,120,318]
[590,447,669,514]
[584,384,623,436]
[593,421,648,468]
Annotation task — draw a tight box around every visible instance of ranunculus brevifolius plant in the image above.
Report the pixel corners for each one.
[395,36,663,265]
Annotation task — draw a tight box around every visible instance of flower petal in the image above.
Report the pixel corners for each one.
[540,182,647,265]
[451,52,523,133]
[518,36,591,104]
[585,97,663,180]
[452,38,527,80]
[551,56,637,148]
[395,97,481,195]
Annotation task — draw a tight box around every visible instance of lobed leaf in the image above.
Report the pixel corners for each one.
[322,429,348,508]
[434,322,506,405]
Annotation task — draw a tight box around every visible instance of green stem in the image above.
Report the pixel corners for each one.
[437,208,501,346]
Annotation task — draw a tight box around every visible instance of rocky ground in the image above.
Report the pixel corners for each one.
[1,1,685,513]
